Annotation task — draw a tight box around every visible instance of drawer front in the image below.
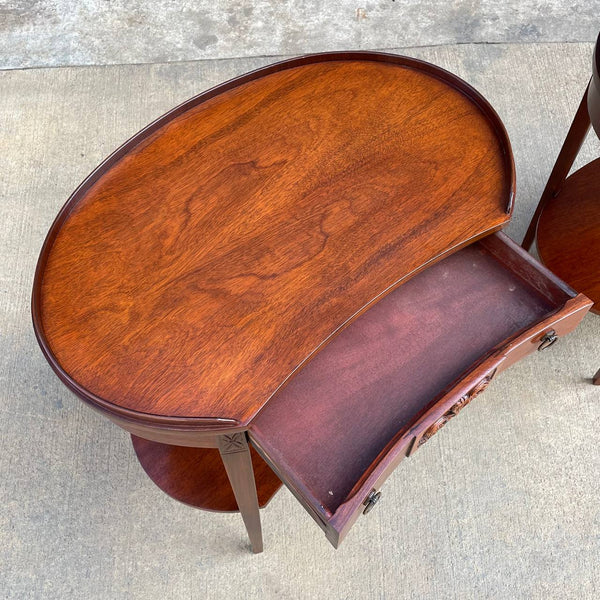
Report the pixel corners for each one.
[251,357,505,548]
[411,370,495,452]
[500,299,592,369]
[325,361,504,547]
[408,296,591,457]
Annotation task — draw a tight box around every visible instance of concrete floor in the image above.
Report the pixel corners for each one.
[2,6,600,600]
[1,0,599,69]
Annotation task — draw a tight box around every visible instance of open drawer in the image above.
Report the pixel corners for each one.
[249,232,592,547]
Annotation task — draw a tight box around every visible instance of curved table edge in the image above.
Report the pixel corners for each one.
[32,50,516,432]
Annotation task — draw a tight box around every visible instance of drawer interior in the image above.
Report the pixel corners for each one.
[250,233,576,536]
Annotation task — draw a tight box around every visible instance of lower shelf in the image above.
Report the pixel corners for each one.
[131,435,283,512]
[536,157,600,313]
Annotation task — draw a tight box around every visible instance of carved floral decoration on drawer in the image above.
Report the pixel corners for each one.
[417,371,496,447]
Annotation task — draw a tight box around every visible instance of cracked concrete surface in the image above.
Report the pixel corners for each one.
[1,0,599,69]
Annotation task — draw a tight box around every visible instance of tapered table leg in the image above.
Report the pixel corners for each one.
[593,368,600,385]
[218,432,263,553]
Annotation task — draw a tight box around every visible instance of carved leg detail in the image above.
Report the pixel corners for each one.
[218,432,263,553]
[593,368,600,386]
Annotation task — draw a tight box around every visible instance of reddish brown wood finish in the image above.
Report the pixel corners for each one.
[417,371,494,446]
[217,432,264,552]
[521,85,591,251]
[131,434,282,512]
[250,233,592,547]
[523,35,600,315]
[32,52,514,429]
[536,158,600,314]
[521,35,599,382]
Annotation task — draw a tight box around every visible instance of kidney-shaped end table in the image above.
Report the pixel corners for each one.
[32,53,592,553]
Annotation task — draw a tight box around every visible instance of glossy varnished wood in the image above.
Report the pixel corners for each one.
[131,434,282,512]
[536,158,600,314]
[522,35,599,384]
[251,233,592,547]
[33,52,514,427]
[217,433,264,552]
[254,239,556,515]
[521,85,591,251]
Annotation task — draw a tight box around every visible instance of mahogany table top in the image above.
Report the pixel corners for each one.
[32,52,514,428]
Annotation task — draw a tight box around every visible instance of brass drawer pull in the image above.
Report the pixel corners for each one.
[538,329,558,351]
[363,489,382,515]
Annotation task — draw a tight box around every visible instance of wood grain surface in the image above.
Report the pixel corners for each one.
[536,158,600,313]
[251,235,572,517]
[33,52,514,426]
[250,233,592,546]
